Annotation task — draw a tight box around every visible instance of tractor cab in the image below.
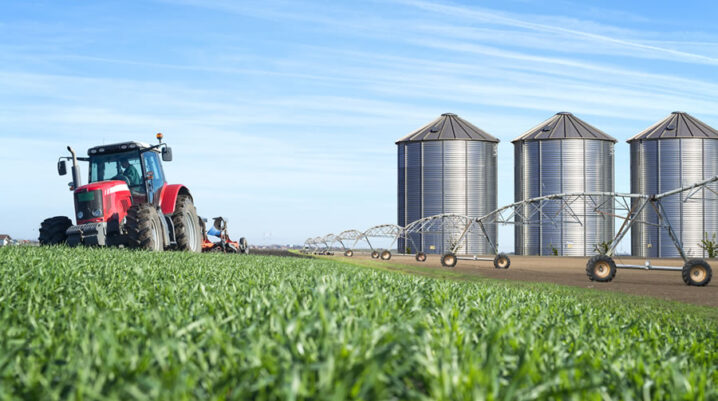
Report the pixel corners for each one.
[85,141,171,205]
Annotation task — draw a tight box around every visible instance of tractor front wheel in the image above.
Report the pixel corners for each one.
[126,204,164,251]
[38,216,72,245]
[172,195,202,252]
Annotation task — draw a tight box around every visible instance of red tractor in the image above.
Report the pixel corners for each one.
[39,133,203,252]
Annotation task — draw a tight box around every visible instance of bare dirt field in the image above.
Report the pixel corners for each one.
[326,253,718,308]
[251,249,312,258]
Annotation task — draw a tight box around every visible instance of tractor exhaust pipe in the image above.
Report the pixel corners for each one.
[67,146,82,189]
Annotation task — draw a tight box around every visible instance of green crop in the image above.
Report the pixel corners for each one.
[0,246,716,400]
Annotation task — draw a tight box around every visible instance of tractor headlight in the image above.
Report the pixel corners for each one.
[77,211,84,219]
[92,209,102,217]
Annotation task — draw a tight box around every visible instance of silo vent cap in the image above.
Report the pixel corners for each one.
[430,125,440,133]
[556,111,572,115]
[671,111,685,115]
[541,125,551,132]
[666,124,676,131]
[441,112,457,116]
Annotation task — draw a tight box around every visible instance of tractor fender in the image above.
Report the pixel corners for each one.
[159,184,193,215]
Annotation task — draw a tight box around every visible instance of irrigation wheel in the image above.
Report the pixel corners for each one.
[380,250,392,260]
[371,250,379,259]
[493,253,511,269]
[586,254,616,282]
[344,249,354,257]
[415,252,427,262]
[441,252,457,268]
[682,259,712,286]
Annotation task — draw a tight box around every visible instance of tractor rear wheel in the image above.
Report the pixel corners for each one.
[682,259,712,286]
[126,203,164,251]
[39,216,72,245]
[586,254,616,282]
[172,195,202,252]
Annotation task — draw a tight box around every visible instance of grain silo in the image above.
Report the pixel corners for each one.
[397,113,498,254]
[514,112,616,256]
[629,112,718,258]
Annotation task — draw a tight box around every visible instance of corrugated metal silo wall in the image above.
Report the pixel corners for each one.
[397,145,405,252]
[630,139,718,257]
[467,142,497,254]
[398,141,497,254]
[514,139,614,256]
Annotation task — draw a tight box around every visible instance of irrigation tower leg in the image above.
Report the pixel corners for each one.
[607,198,650,257]
[653,200,687,262]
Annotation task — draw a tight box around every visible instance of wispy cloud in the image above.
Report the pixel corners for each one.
[398,0,718,65]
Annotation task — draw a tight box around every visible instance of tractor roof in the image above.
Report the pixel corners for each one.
[87,141,159,156]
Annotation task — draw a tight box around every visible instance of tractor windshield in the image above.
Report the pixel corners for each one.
[89,152,145,193]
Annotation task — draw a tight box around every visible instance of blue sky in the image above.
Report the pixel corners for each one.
[1,0,718,251]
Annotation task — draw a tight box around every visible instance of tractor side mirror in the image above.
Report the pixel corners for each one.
[162,146,173,162]
[58,160,67,176]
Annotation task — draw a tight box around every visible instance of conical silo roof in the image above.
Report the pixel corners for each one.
[396,113,499,144]
[627,111,718,142]
[512,112,617,143]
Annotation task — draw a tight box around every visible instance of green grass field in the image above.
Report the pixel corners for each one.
[1,246,716,400]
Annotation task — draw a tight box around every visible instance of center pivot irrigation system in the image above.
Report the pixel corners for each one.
[305,176,718,286]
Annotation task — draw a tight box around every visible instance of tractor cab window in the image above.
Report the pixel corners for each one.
[142,151,165,190]
[89,152,145,193]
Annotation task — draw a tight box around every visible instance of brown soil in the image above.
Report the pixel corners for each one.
[328,253,718,308]
[252,249,312,258]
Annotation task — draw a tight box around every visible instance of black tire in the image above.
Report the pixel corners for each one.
[441,253,457,268]
[344,249,354,257]
[172,195,202,252]
[586,254,616,282]
[415,252,427,262]
[239,237,249,254]
[682,259,712,286]
[380,250,392,260]
[38,216,72,245]
[371,251,379,259]
[494,253,511,269]
[126,203,164,251]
